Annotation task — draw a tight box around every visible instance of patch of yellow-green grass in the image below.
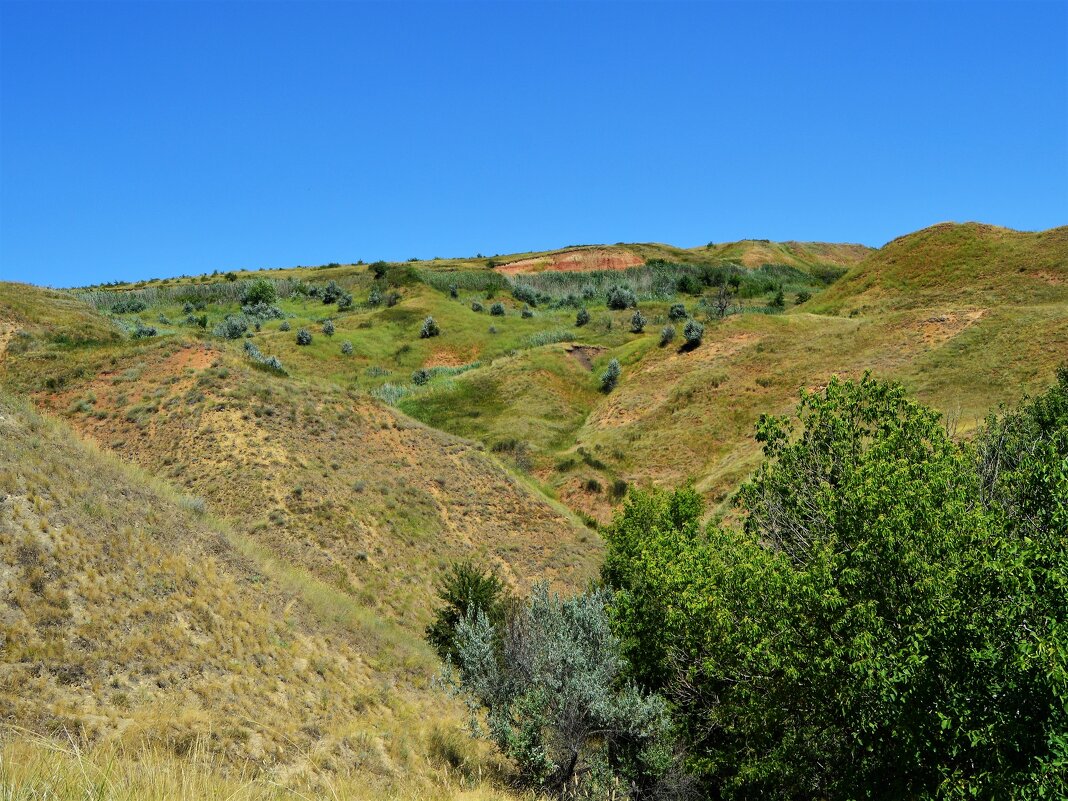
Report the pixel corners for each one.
[0,729,515,801]
[810,222,1068,314]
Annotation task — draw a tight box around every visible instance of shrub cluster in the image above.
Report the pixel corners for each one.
[213,314,249,339]
[420,316,440,338]
[242,340,286,374]
[606,285,637,310]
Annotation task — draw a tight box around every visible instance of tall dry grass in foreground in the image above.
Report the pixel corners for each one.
[0,730,515,801]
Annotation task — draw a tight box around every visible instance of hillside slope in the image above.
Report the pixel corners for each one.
[0,392,504,797]
[811,222,1068,313]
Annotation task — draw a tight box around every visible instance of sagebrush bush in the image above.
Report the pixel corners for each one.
[684,319,704,347]
[420,316,440,338]
[368,287,383,306]
[576,307,590,327]
[131,320,157,339]
[489,302,505,316]
[660,325,676,346]
[601,358,621,392]
[296,328,313,346]
[341,341,353,355]
[322,319,335,336]
[213,314,248,340]
[471,301,484,313]
[322,281,344,305]
[521,305,534,318]
[279,320,291,331]
[606,286,637,310]
[512,283,538,307]
[630,309,647,333]
[337,292,353,311]
[412,368,431,385]
[668,303,687,321]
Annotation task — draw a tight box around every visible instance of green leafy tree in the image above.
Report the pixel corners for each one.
[603,374,1068,800]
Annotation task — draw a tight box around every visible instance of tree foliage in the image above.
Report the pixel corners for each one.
[603,373,1068,800]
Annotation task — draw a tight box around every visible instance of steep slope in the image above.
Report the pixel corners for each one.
[0,392,460,786]
[811,222,1068,313]
[687,239,872,271]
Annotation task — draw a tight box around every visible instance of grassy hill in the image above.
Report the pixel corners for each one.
[811,222,1068,313]
[1,221,1065,797]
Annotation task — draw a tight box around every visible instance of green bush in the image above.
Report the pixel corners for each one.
[279,320,291,331]
[795,290,812,305]
[322,319,335,336]
[240,278,277,306]
[603,373,1068,800]
[770,288,786,309]
[576,307,590,327]
[411,368,431,386]
[630,309,647,333]
[213,314,249,340]
[341,341,353,355]
[444,584,675,796]
[668,303,687,321]
[521,305,535,318]
[420,316,440,338]
[425,561,511,663]
[322,281,344,305]
[489,302,505,317]
[471,301,484,313]
[601,358,621,392]
[131,320,157,339]
[337,292,354,311]
[512,283,538,307]
[606,286,637,310]
[368,287,383,306]
[296,328,313,346]
[683,319,704,347]
[659,325,675,346]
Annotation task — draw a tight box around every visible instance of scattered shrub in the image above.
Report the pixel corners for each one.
[512,283,538,307]
[660,325,676,346]
[630,309,647,333]
[132,321,157,339]
[279,320,291,331]
[337,292,354,311]
[296,328,313,346]
[684,319,704,348]
[243,340,287,374]
[182,301,194,314]
[322,281,344,305]
[322,319,335,336]
[368,287,383,306]
[471,301,484,313]
[489,302,505,317]
[521,305,534,318]
[576,307,590,327]
[213,314,249,339]
[601,358,621,392]
[668,303,687,321]
[341,341,353,355]
[370,261,389,279]
[112,298,147,314]
[420,316,440,338]
[412,368,431,386]
[770,288,786,310]
[240,278,277,306]
[242,302,285,320]
[795,290,812,305]
[606,285,637,310]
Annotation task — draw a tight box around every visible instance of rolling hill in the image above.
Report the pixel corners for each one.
[0,221,1065,798]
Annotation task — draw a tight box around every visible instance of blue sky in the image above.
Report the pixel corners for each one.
[2,1,1065,287]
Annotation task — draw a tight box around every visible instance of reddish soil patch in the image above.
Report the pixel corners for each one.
[424,347,479,368]
[498,247,643,276]
[565,344,606,371]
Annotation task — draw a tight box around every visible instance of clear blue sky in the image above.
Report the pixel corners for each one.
[2,1,1065,287]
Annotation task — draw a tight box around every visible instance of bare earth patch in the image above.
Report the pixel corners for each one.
[497,247,644,275]
[565,344,607,371]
